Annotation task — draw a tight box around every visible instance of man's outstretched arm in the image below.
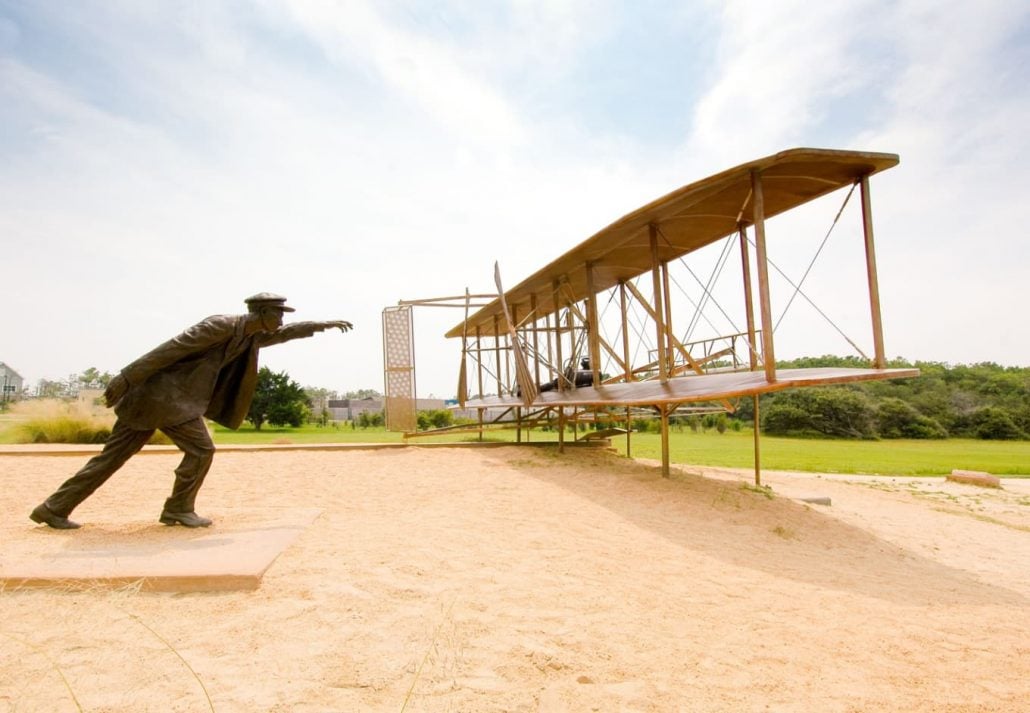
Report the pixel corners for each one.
[257,320,353,347]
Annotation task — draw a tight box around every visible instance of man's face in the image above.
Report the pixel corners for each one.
[258,307,285,332]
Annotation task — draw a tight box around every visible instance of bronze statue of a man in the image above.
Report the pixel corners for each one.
[30,293,352,530]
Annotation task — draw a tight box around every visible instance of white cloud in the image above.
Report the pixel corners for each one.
[274,0,529,147]
[682,0,881,170]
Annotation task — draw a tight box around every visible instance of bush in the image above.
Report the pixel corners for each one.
[715,414,728,433]
[762,404,817,436]
[695,412,730,433]
[762,388,877,439]
[416,408,455,430]
[876,398,947,439]
[357,410,385,428]
[1011,407,1030,436]
[969,407,1025,440]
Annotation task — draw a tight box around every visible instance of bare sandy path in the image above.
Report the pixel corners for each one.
[2,446,1028,712]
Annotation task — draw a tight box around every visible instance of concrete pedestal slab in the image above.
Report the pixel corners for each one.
[2,508,320,592]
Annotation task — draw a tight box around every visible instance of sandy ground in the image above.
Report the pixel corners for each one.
[1,444,1029,712]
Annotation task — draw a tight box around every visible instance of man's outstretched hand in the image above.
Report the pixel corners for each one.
[327,320,353,333]
[104,374,129,408]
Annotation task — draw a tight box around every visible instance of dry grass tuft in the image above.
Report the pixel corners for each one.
[5,399,172,445]
[10,399,114,444]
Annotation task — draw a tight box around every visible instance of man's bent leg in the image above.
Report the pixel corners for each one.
[42,420,154,518]
[160,418,215,516]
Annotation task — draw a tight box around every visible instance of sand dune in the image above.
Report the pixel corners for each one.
[2,445,1028,711]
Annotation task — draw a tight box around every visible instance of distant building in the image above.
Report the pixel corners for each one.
[414,398,446,411]
[327,397,446,421]
[327,397,383,421]
[0,362,24,401]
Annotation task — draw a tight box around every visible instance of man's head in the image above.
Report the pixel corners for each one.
[245,292,294,332]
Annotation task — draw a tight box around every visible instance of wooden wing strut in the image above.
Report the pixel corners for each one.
[495,263,538,406]
[457,288,471,409]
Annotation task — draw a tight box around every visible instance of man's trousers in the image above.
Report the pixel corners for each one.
[44,417,215,517]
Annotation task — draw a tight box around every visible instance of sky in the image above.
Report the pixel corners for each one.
[2,0,1028,400]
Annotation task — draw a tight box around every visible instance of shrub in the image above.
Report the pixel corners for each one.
[762,403,816,436]
[631,418,651,433]
[968,407,1025,440]
[762,388,877,439]
[628,416,663,434]
[416,409,454,431]
[357,410,385,428]
[876,398,947,439]
[694,412,730,433]
[1012,407,1030,436]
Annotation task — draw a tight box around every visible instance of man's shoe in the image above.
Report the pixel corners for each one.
[30,503,81,529]
[159,511,212,528]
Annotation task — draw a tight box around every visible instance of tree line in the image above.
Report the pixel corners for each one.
[726,356,1030,440]
[16,358,1030,441]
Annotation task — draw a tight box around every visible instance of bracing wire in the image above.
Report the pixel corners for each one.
[677,186,754,345]
[773,181,858,332]
[606,316,624,377]
[682,230,736,343]
[659,226,740,343]
[667,272,737,357]
[598,287,621,375]
[466,346,504,390]
[744,233,870,360]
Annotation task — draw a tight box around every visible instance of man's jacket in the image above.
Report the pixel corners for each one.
[114,314,322,430]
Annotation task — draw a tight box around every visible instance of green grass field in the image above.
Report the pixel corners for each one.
[209,423,1030,477]
[3,415,1026,476]
[606,430,1030,476]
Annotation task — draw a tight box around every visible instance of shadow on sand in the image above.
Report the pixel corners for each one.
[495,447,1027,607]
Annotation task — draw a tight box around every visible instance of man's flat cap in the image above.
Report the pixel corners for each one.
[245,292,296,312]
